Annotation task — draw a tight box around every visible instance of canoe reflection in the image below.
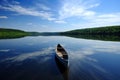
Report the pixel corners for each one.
[55,56,69,80]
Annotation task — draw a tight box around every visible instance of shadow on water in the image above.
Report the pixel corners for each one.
[0,36,27,39]
[55,56,69,80]
[1,34,120,42]
[63,34,120,42]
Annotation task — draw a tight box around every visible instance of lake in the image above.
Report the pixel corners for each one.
[0,36,120,80]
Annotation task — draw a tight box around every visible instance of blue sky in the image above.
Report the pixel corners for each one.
[0,0,120,32]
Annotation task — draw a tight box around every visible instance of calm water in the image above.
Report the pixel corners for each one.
[0,36,120,80]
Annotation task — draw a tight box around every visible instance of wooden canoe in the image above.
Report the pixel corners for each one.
[55,44,69,68]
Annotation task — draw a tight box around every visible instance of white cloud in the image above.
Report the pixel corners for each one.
[0,1,54,21]
[69,12,120,29]
[47,17,56,21]
[27,23,33,25]
[0,16,8,19]
[55,20,66,24]
[95,13,120,23]
[83,11,95,17]
[36,3,51,10]
[58,0,98,20]
[0,0,120,26]
[58,0,120,26]
[11,0,20,4]
[87,13,120,27]
[88,3,100,8]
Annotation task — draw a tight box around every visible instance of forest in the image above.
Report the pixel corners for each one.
[0,28,29,39]
[61,25,120,35]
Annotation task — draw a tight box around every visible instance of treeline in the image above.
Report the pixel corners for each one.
[61,25,120,35]
[0,28,29,39]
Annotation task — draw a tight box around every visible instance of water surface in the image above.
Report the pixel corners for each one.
[0,36,120,80]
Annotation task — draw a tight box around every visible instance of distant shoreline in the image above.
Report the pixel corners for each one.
[0,25,120,41]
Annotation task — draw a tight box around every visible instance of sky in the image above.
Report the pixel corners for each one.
[0,0,120,32]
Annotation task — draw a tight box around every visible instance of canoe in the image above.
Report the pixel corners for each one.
[55,44,69,68]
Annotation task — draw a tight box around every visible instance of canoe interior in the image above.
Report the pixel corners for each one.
[56,44,68,59]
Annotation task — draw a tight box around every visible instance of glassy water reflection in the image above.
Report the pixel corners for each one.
[0,36,120,80]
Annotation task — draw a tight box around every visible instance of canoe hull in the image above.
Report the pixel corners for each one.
[55,44,69,68]
[55,53,68,68]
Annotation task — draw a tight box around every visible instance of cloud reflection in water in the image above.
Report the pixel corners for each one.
[2,47,54,62]
[68,45,118,80]
[0,49,11,52]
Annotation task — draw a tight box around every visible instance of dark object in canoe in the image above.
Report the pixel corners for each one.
[55,44,69,68]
